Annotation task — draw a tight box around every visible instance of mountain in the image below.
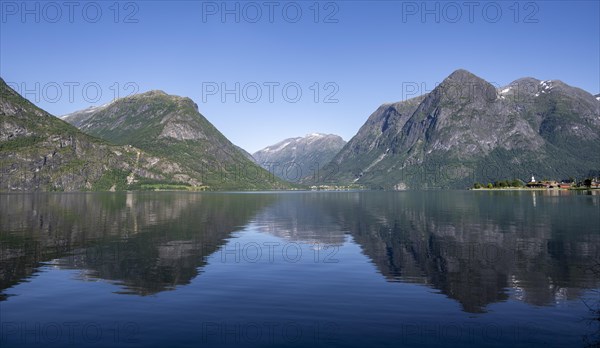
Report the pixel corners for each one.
[0,78,228,191]
[252,133,346,183]
[234,145,257,163]
[327,69,600,189]
[63,90,288,190]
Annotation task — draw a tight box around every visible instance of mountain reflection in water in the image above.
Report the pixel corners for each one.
[1,191,598,312]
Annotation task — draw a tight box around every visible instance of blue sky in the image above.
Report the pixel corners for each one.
[1,0,599,152]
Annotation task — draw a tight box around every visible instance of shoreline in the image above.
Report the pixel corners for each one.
[470,187,599,191]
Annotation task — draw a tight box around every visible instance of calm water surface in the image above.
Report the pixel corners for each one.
[0,191,599,347]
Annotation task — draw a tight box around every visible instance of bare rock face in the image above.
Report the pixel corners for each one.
[1,120,34,141]
[328,69,600,189]
[158,117,207,141]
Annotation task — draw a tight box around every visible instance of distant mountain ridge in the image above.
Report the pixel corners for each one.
[253,133,346,183]
[326,69,600,189]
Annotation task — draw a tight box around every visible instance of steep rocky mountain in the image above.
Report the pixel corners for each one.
[327,69,600,189]
[252,133,346,183]
[63,90,288,190]
[0,78,214,191]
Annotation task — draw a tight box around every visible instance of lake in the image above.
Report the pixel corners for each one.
[1,191,599,347]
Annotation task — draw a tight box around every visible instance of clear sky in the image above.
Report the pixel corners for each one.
[1,0,599,153]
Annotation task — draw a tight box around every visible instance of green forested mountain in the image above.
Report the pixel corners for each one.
[62,90,289,190]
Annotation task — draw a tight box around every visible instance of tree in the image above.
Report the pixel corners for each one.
[487,183,493,189]
[511,179,523,187]
[473,182,482,189]
[584,178,593,188]
[496,180,509,188]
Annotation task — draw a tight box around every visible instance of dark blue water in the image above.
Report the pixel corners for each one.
[1,191,599,347]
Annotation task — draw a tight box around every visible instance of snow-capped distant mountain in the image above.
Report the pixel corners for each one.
[253,133,346,183]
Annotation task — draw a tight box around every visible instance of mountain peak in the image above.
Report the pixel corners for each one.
[430,69,497,105]
[444,69,487,84]
[328,70,600,189]
[305,133,342,140]
[253,133,346,183]
[448,68,472,76]
[60,88,287,189]
[139,90,168,97]
[63,89,210,143]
